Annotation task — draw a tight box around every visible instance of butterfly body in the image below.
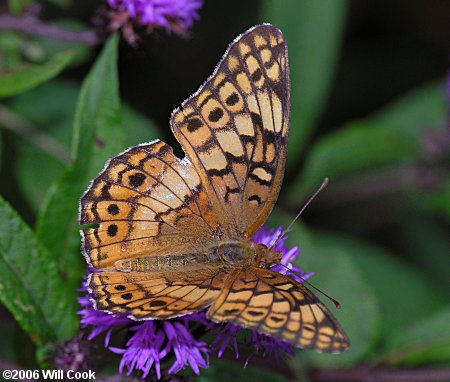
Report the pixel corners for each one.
[114,241,278,274]
[80,24,349,353]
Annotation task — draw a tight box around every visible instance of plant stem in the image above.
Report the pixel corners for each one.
[0,13,101,45]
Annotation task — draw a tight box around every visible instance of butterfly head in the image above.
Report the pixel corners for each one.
[251,242,282,269]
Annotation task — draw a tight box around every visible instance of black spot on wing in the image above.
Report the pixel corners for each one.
[250,112,263,128]
[187,118,203,132]
[149,300,167,307]
[224,309,240,315]
[247,310,264,317]
[226,92,239,106]
[209,107,224,122]
[251,68,262,82]
[107,203,119,215]
[128,173,146,188]
[107,224,118,237]
[270,316,284,323]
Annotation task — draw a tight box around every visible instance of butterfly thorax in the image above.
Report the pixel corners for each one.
[114,241,282,273]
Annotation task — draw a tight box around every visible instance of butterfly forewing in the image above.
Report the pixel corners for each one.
[171,24,290,239]
[80,140,219,269]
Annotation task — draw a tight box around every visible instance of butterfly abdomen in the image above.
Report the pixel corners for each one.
[113,242,258,273]
[114,253,215,272]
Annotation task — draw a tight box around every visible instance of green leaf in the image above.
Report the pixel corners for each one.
[10,80,76,212]
[373,81,448,220]
[287,80,447,202]
[314,232,448,343]
[0,32,23,68]
[416,180,450,222]
[35,35,123,286]
[373,81,446,137]
[8,0,31,15]
[0,125,2,169]
[268,211,380,367]
[70,36,124,171]
[380,306,450,365]
[288,120,416,200]
[0,50,74,98]
[9,79,159,213]
[260,0,347,169]
[0,196,78,347]
[398,214,450,289]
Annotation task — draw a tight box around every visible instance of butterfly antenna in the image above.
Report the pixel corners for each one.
[277,263,341,309]
[269,177,329,251]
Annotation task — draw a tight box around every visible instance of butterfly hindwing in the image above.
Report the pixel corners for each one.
[171,24,290,239]
[207,267,349,353]
[89,268,227,319]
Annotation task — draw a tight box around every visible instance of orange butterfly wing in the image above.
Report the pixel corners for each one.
[208,268,349,352]
[88,268,226,319]
[80,140,219,270]
[171,23,290,238]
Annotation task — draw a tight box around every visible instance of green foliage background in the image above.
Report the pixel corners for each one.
[0,0,449,380]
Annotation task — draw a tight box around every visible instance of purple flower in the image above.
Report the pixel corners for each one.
[106,0,202,42]
[78,225,311,379]
[53,332,91,372]
[252,226,313,283]
[108,320,209,379]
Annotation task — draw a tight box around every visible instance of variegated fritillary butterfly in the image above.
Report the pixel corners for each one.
[80,24,349,353]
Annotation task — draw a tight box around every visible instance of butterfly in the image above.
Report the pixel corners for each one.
[79,24,349,353]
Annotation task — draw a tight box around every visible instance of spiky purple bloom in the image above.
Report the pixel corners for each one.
[53,333,91,373]
[78,226,311,379]
[107,0,202,34]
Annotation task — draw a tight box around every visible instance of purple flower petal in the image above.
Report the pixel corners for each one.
[107,0,202,33]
